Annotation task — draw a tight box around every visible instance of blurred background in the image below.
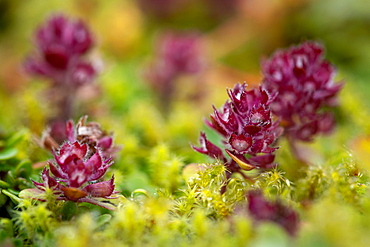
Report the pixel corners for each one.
[0,0,370,192]
[1,0,370,109]
[1,0,369,107]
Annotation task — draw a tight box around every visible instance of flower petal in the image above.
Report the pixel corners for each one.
[192,132,226,161]
[83,176,115,198]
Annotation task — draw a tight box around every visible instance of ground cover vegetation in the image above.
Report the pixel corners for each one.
[1,1,370,246]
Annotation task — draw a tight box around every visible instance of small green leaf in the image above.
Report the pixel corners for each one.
[1,189,21,204]
[5,171,15,185]
[0,218,13,239]
[0,148,18,160]
[19,188,44,199]
[0,180,10,189]
[6,129,27,147]
[96,214,112,228]
[0,192,8,207]
[0,164,12,172]
[61,201,78,221]
[131,189,149,198]
[15,160,32,177]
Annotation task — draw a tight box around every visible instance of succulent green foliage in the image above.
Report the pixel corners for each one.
[0,129,33,218]
[50,196,254,247]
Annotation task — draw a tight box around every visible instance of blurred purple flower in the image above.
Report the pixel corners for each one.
[261,41,343,142]
[247,190,299,236]
[32,141,116,210]
[193,83,282,176]
[24,13,98,122]
[158,33,203,75]
[145,32,205,114]
[146,32,204,89]
[24,13,96,86]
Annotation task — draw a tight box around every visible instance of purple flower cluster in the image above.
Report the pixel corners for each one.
[194,41,343,173]
[24,14,96,87]
[247,190,299,236]
[24,14,98,124]
[261,41,343,142]
[32,141,116,210]
[146,32,203,89]
[193,83,282,175]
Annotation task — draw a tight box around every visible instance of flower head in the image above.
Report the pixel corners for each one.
[32,141,116,209]
[246,190,299,236]
[193,83,282,174]
[145,32,205,114]
[24,13,96,87]
[261,41,343,141]
[146,32,204,92]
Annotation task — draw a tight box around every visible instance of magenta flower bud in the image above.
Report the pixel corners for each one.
[247,190,299,236]
[31,140,117,209]
[51,142,112,188]
[144,32,205,115]
[193,83,282,175]
[261,41,343,142]
[24,13,96,87]
[158,33,204,75]
[24,13,98,123]
[147,32,204,85]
